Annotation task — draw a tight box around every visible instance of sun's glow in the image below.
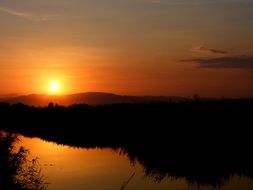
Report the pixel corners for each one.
[49,81,60,94]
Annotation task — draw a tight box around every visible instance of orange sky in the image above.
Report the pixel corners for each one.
[1,0,253,98]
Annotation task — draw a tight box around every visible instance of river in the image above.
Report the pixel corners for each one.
[13,135,253,190]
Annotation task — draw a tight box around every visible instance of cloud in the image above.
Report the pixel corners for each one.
[0,6,57,21]
[190,46,228,55]
[142,0,253,6]
[182,55,253,69]
[146,0,191,5]
[138,0,201,6]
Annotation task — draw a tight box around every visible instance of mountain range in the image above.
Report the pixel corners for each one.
[0,92,188,107]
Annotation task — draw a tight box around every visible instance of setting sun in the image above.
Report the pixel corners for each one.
[49,81,60,94]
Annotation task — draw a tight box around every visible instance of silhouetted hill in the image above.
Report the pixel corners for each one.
[0,92,188,106]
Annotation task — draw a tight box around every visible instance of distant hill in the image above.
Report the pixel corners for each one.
[0,92,188,106]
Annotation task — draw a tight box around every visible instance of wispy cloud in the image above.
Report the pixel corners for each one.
[138,0,200,6]
[143,0,253,6]
[190,46,228,55]
[147,0,191,6]
[0,6,57,21]
[182,55,253,69]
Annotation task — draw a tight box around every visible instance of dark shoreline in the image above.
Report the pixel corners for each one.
[1,100,253,188]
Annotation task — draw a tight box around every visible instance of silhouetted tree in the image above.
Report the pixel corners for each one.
[193,94,201,102]
[47,102,54,108]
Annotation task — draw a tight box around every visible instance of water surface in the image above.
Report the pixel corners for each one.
[16,135,253,190]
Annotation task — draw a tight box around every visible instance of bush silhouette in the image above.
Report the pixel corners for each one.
[0,132,48,190]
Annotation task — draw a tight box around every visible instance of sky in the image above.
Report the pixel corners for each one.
[1,0,253,97]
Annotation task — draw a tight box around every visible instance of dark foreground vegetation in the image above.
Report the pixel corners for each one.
[0,132,47,190]
[1,99,253,188]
